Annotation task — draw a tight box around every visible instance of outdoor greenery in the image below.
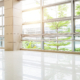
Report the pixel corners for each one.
[75,1,80,33]
[44,4,72,51]
[75,1,80,51]
[76,1,80,16]
[22,1,80,52]
[22,41,41,49]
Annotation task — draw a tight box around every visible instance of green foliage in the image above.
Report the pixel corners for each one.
[45,41,70,46]
[59,28,71,33]
[44,4,71,51]
[23,2,80,52]
[59,48,71,51]
[76,1,80,16]
[76,29,80,32]
[46,21,70,30]
[44,4,70,30]
[44,45,72,51]
[58,4,68,18]
[58,37,71,40]
[75,48,80,52]
[44,9,53,19]
[22,41,40,49]
[44,46,57,51]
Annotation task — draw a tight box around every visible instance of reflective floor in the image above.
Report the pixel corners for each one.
[0,50,80,80]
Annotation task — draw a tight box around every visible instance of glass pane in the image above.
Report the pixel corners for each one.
[58,41,72,51]
[22,41,41,49]
[0,37,3,47]
[2,37,4,47]
[3,40,4,47]
[3,16,4,26]
[44,21,71,34]
[2,27,4,35]
[22,37,41,40]
[44,3,71,19]
[0,7,2,15]
[58,36,72,40]
[44,36,72,40]
[0,17,2,26]
[44,36,72,51]
[75,1,80,16]
[75,19,80,33]
[22,9,40,22]
[44,36,56,40]
[3,7,4,14]
[44,41,72,51]
[75,36,80,40]
[75,41,80,52]
[0,27,2,35]
[44,41,57,51]
[22,0,40,10]
[22,24,41,34]
[44,0,70,5]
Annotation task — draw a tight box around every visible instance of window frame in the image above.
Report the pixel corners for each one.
[0,1,4,48]
[22,0,80,52]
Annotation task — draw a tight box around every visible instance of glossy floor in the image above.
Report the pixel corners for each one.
[0,50,80,80]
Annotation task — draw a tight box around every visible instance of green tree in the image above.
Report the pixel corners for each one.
[22,41,41,49]
[23,2,80,52]
[76,1,80,16]
[44,4,71,51]
[75,1,80,52]
[75,1,80,33]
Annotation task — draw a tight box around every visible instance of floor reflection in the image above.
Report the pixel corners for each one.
[23,52,80,80]
[44,54,73,80]
[23,52,41,80]
[0,50,4,80]
[0,50,80,80]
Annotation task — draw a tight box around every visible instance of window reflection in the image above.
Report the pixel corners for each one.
[23,52,41,80]
[23,52,80,80]
[0,70,2,80]
[0,50,4,80]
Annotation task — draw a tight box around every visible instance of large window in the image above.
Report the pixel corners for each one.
[0,6,4,48]
[22,0,80,52]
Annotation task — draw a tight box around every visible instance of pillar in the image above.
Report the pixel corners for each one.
[4,0,22,51]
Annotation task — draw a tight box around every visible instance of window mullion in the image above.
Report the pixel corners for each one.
[41,0,44,50]
[2,6,3,47]
[71,0,75,52]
